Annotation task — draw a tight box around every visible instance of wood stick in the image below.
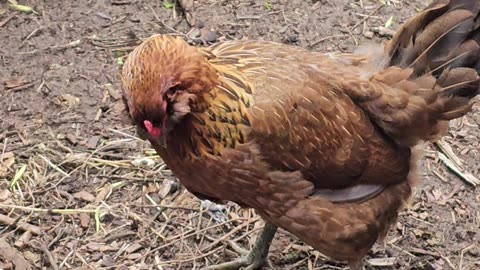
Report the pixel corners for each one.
[0,214,42,235]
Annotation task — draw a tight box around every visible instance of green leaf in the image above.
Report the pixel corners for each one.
[163,1,174,9]
[10,164,27,191]
[116,57,124,66]
[9,4,39,15]
[264,1,273,10]
[385,16,394,28]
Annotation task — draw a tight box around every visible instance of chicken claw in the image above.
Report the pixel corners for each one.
[204,222,278,270]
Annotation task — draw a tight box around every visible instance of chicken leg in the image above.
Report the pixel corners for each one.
[204,222,278,270]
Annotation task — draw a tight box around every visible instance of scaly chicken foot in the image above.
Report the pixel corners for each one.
[204,222,278,270]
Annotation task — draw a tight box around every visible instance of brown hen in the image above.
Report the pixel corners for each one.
[122,0,480,269]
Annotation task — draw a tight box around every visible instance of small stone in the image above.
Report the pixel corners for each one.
[364,31,374,39]
[79,213,91,228]
[187,28,201,40]
[286,35,298,43]
[129,14,139,22]
[195,20,205,28]
[200,28,217,43]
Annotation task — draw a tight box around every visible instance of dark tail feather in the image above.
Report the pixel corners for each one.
[386,0,480,76]
[366,0,480,145]
[386,0,480,118]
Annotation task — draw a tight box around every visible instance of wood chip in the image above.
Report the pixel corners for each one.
[79,213,91,228]
[125,253,142,260]
[0,239,31,270]
[65,134,78,145]
[125,243,143,254]
[86,136,100,149]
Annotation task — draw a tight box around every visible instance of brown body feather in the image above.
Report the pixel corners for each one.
[122,0,480,268]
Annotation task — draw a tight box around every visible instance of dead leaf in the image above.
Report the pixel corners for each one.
[144,183,159,194]
[0,189,12,201]
[436,184,462,205]
[23,250,40,264]
[59,94,80,107]
[0,152,15,177]
[4,77,27,89]
[79,213,91,228]
[454,206,467,216]
[113,101,125,113]
[426,236,441,246]
[413,228,426,237]
[96,183,112,203]
[1,151,14,160]
[106,84,122,100]
[73,191,95,202]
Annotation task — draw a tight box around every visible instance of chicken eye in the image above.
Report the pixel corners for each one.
[165,85,182,98]
[164,85,183,116]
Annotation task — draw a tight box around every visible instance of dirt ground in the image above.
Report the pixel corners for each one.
[0,0,479,269]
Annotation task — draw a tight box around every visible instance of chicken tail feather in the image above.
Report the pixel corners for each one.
[356,0,480,145]
[386,0,480,75]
